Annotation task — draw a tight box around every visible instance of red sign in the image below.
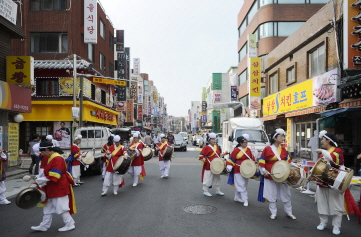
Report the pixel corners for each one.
[138,104,143,120]
[0,81,32,112]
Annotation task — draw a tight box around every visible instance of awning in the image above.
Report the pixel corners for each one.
[320,107,361,117]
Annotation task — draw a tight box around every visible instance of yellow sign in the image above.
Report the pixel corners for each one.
[263,79,313,116]
[154,92,158,104]
[8,123,19,167]
[6,56,34,85]
[93,77,126,86]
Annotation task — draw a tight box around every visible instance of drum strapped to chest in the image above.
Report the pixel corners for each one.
[308,158,354,194]
[239,159,257,178]
[271,160,291,183]
[286,164,307,188]
[210,158,228,175]
[81,151,95,165]
[16,187,42,209]
[113,156,132,175]
[162,146,173,161]
[142,147,153,161]
[127,150,137,161]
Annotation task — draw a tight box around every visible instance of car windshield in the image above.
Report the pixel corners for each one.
[234,129,268,143]
[179,133,187,137]
[174,134,183,141]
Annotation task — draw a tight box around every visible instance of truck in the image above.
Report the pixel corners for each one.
[222,117,269,160]
[62,126,131,174]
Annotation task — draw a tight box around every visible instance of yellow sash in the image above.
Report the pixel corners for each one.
[236,147,248,159]
[159,142,167,150]
[47,152,61,164]
[130,142,139,149]
[111,145,123,157]
[208,145,218,157]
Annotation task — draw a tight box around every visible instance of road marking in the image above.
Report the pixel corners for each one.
[187,147,202,151]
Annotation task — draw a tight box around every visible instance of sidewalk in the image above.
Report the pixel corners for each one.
[3,165,31,199]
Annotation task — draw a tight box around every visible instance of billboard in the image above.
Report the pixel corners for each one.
[115,30,124,51]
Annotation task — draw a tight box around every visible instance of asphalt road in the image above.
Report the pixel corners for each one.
[1,144,360,237]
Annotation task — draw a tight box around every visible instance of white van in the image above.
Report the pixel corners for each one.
[222,117,269,159]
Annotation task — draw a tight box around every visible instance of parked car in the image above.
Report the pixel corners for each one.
[192,135,204,147]
[173,134,187,151]
[178,132,188,144]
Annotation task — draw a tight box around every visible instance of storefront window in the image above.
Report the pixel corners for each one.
[295,122,316,160]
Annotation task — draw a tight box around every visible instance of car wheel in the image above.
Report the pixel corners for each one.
[183,147,187,151]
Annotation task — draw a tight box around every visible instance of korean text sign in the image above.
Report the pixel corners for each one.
[84,0,97,44]
[6,56,34,85]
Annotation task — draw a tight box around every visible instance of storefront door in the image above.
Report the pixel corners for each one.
[295,122,316,160]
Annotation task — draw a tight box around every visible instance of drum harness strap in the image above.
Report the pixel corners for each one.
[207,145,222,164]
[237,147,252,166]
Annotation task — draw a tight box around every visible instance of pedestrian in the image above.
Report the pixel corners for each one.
[101,135,114,180]
[128,133,146,187]
[68,135,84,186]
[226,134,254,207]
[144,132,153,147]
[28,134,40,175]
[46,135,60,147]
[258,128,296,220]
[153,133,160,156]
[102,135,127,196]
[0,150,11,205]
[31,141,76,232]
[314,130,345,235]
[199,132,225,197]
[167,131,175,145]
[155,134,172,178]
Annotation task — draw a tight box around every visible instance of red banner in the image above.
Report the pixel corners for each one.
[0,81,32,112]
[138,104,143,120]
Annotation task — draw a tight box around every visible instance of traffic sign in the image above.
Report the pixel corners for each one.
[93,77,126,86]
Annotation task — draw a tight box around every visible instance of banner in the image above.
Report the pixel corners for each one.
[130,82,138,100]
[138,104,143,120]
[8,123,18,166]
[214,94,221,102]
[202,101,207,111]
[231,86,238,101]
[59,78,92,97]
[6,56,34,85]
[117,86,126,102]
[53,122,71,149]
[115,30,124,51]
[249,58,261,110]
[248,34,257,58]
[126,100,134,122]
[84,0,97,44]
[134,58,140,74]
[93,77,126,86]
[153,92,158,104]
[138,76,143,104]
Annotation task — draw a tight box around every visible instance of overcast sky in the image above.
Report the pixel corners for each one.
[100,0,241,117]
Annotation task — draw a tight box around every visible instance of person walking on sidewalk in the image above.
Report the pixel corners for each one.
[0,150,11,205]
[28,134,40,175]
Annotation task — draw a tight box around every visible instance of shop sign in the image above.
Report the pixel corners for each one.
[116,101,125,111]
[153,92,158,104]
[0,0,17,25]
[202,101,207,111]
[6,56,34,85]
[93,77,126,86]
[148,101,152,115]
[249,57,261,110]
[59,78,91,97]
[84,0,97,44]
[115,30,124,51]
[93,110,114,121]
[130,82,138,100]
[138,104,143,120]
[214,94,221,101]
[0,81,32,113]
[134,58,140,74]
[247,34,257,58]
[8,123,18,167]
[138,77,143,104]
[126,100,134,122]
[230,86,238,101]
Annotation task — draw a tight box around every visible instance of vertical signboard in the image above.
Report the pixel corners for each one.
[138,104,143,120]
[202,101,207,111]
[125,48,130,84]
[153,92,158,104]
[248,34,257,58]
[343,0,361,69]
[84,0,97,44]
[138,77,143,104]
[8,123,18,166]
[130,82,138,100]
[115,30,124,51]
[6,56,34,85]
[231,86,238,101]
[126,100,134,122]
[0,126,2,150]
[286,118,293,152]
[249,58,261,110]
[117,52,126,78]
[214,94,221,101]
[134,58,140,74]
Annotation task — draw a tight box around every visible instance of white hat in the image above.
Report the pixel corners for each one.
[209,133,216,139]
[110,134,115,137]
[46,135,53,140]
[74,135,82,141]
[242,133,250,141]
[160,134,165,138]
[114,135,121,142]
[272,128,286,139]
[133,133,139,138]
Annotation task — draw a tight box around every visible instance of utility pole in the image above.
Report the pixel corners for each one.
[73,54,77,107]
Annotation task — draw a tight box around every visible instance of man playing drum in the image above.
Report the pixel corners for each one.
[128,133,146,187]
[101,135,114,180]
[68,135,84,186]
[155,134,173,178]
[226,134,255,207]
[102,135,128,196]
[259,128,296,220]
[31,141,76,232]
[199,132,225,197]
[314,130,345,235]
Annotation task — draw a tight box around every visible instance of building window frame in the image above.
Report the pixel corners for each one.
[35,77,59,96]
[269,71,279,95]
[30,0,67,11]
[286,63,297,85]
[308,43,326,78]
[87,44,94,62]
[100,53,106,72]
[30,32,68,53]
[100,19,105,39]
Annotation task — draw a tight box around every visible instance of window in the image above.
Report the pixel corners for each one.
[88,44,94,61]
[278,0,305,3]
[278,22,305,37]
[109,32,114,50]
[109,62,114,78]
[101,90,106,104]
[91,84,96,100]
[100,53,105,71]
[239,69,248,85]
[31,33,67,53]
[95,130,102,138]
[260,0,273,7]
[258,22,305,39]
[259,22,274,39]
[269,72,278,94]
[238,43,248,62]
[100,19,105,39]
[286,66,295,83]
[36,78,59,96]
[248,1,259,23]
[309,44,325,78]
[239,20,247,38]
[30,0,67,10]
[240,95,249,108]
